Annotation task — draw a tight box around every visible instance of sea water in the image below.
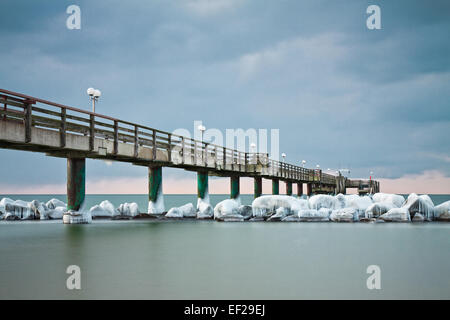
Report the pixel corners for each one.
[0,194,449,299]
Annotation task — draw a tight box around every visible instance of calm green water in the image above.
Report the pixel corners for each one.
[0,194,449,299]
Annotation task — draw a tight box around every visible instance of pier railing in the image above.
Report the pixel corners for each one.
[0,88,337,185]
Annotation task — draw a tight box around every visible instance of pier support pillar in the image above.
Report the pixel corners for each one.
[67,157,86,211]
[230,176,240,199]
[254,177,262,199]
[272,179,279,195]
[286,181,293,196]
[306,183,313,196]
[297,183,303,197]
[336,175,346,195]
[197,171,209,207]
[148,166,165,214]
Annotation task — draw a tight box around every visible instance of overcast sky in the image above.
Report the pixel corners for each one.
[0,0,449,194]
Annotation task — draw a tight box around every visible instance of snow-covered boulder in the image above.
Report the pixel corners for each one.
[1,199,38,220]
[166,203,196,218]
[434,201,450,221]
[46,198,67,210]
[330,208,356,222]
[379,208,410,222]
[252,195,308,218]
[365,202,394,219]
[47,206,66,219]
[117,202,140,217]
[412,213,425,222]
[309,195,337,210]
[89,200,119,218]
[334,194,346,209]
[0,198,14,217]
[402,194,434,221]
[372,193,405,208]
[214,199,243,222]
[29,200,48,219]
[345,195,373,215]
[197,199,213,219]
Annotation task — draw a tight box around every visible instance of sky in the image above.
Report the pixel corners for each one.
[0,0,449,194]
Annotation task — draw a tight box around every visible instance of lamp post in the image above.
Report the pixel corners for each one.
[87,87,101,113]
[301,160,306,168]
[197,124,206,142]
[281,153,286,162]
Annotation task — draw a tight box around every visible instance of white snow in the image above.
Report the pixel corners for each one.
[434,200,450,221]
[148,188,165,214]
[372,193,405,208]
[267,207,290,221]
[344,195,373,220]
[46,198,67,210]
[166,203,196,218]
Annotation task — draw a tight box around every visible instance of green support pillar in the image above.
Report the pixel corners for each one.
[297,183,303,197]
[272,179,279,195]
[286,181,293,196]
[230,176,240,199]
[148,166,164,214]
[307,183,313,196]
[254,177,262,199]
[197,171,208,200]
[67,158,86,211]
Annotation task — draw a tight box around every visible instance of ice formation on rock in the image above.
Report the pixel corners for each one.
[295,209,330,222]
[214,198,244,221]
[365,203,394,219]
[251,195,308,218]
[267,207,290,221]
[344,195,373,219]
[309,195,337,210]
[166,203,196,218]
[402,193,434,221]
[330,208,356,222]
[148,192,165,215]
[46,199,67,210]
[197,197,213,219]
[434,200,450,221]
[372,193,405,208]
[89,200,119,218]
[118,202,140,217]
[379,207,410,222]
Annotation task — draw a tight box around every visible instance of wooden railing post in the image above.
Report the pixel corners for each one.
[89,114,95,151]
[152,129,157,160]
[223,147,226,169]
[24,102,32,143]
[204,143,208,167]
[60,108,66,148]
[113,120,119,155]
[134,125,139,158]
[168,133,172,162]
[181,136,185,164]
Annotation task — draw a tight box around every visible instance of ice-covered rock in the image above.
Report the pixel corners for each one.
[309,195,337,210]
[344,195,373,216]
[29,200,48,219]
[267,207,290,221]
[1,199,38,220]
[46,198,67,210]
[334,194,346,209]
[89,200,119,218]
[434,200,450,221]
[238,205,253,220]
[365,202,394,219]
[372,193,405,208]
[47,206,66,219]
[412,213,424,222]
[298,208,330,222]
[197,198,213,219]
[330,208,356,222]
[402,193,434,221]
[251,195,308,218]
[379,207,410,222]
[0,198,14,217]
[118,202,140,217]
[166,203,196,218]
[214,199,243,221]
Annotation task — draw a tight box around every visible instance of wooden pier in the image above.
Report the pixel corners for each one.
[0,89,379,212]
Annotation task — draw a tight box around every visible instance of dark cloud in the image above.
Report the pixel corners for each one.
[0,0,449,186]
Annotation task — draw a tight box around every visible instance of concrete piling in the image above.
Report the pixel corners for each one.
[148,166,164,214]
[254,177,262,199]
[67,157,86,211]
[230,176,240,199]
[286,181,293,196]
[272,179,279,195]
